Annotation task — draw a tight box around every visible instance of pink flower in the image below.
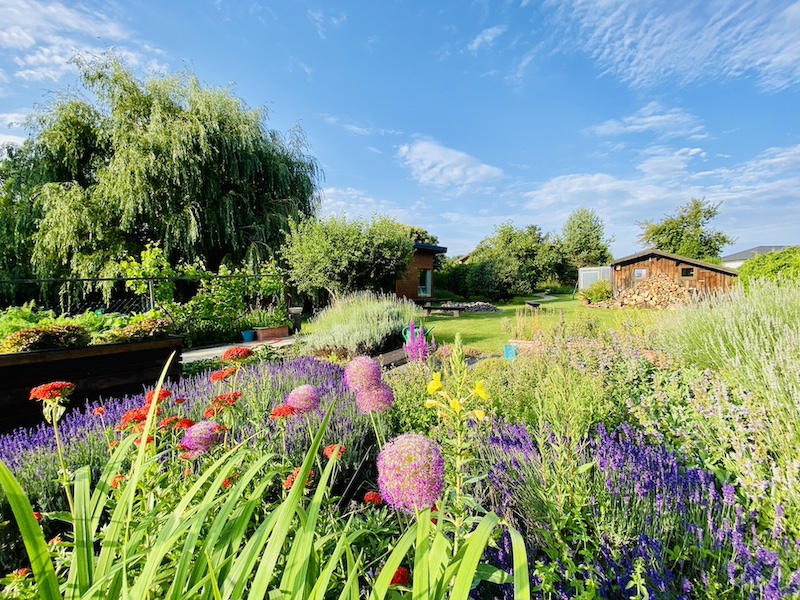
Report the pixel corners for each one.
[356,383,394,414]
[285,384,321,414]
[377,434,444,514]
[180,421,225,459]
[343,356,383,392]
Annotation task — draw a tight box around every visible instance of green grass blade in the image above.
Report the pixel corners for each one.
[220,510,280,600]
[412,508,431,600]
[449,511,500,600]
[307,518,353,600]
[368,524,417,600]
[507,524,531,600]
[66,466,94,598]
[0,459,62,599]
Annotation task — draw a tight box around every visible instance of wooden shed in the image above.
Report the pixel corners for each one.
[610,249,738,294]
[395,242,447,301]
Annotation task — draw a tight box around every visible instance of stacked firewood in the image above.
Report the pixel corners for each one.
[597,273,693,309]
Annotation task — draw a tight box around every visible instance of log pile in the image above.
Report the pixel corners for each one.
[597,273,693,309]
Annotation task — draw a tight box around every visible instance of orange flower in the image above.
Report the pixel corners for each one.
[108,440,120,449]
[134,436,154,446]
[203,407,218,419]
[29,381,75,401]
[323,444,346,459]
[145,389,172,405]
[92,406,106,416]
[111,474,125,489]
[221,346,254,362]
[210,367,238,383]
[33,511,42,521]
[283,467,314,490]
[174,418,195,430]
[270,404,296,419]
[364,491,382,505]
[11,568,30,578]
[214,392,242,406]
[175,397,187,404]
[159,416,179,428]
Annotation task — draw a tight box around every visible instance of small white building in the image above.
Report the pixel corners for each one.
[577,266,612,290]
[721,246,793,270]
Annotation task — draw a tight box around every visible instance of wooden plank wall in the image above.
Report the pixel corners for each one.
[612,256,737,293]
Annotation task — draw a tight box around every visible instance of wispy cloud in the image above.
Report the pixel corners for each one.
[548,0,800,90]
[307,9,347,39]
[0,112,28,128]
[319,186,423,223]
[590,102,707,140]
[467,25,507,53]
[321,114,401,137]
[396,138,503,191]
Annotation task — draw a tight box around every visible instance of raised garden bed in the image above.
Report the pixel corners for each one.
[0,336,183,432]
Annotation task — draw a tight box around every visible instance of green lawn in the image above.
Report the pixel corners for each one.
[421,295,652,355]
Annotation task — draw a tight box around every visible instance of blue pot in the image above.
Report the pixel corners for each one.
[503,345,519,361]
[242,330,256,342]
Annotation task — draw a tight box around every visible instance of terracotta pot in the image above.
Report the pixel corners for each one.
[254,325,289,341]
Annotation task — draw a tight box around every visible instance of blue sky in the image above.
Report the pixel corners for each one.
[1,1,799,258]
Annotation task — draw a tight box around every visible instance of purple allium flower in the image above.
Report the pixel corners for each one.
[377,433,444,514]
[343,356,382,392]
[285,384,321,414]
[356,383,394,414]
[180,421,224,459]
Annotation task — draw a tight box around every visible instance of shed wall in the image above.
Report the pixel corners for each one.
[612,256,737,293]
[396,251,436,300]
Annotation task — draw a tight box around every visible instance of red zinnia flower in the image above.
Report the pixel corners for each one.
[323,444,346,459]
[33,511,42,521]
[364,491,382,505]
[174,418,195,430]
[29,381,75,401]
[145,389,172,405]
[92,406,105,416]
[214,392,242,406]
[159,416,179,428]
[117,406,157,430]
[270,404,296,419]
[11,568,29,578]
[283,467,314,490]
[108,440,120,449]
[203,407,218,419]
[221,346,254,362]
[111,474,125,489]
[391,566,410,586]
[175,397,187,404]
[134,436,155,446]
[210,367,238,383]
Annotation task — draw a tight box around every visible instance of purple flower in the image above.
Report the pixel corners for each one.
[285,384,321,414]
[180,421,224,459]
[377,434,444,514]
[343,356,382,392]
[356,383,394,414]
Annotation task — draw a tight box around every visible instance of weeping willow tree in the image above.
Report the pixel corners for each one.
[3,56,321,281]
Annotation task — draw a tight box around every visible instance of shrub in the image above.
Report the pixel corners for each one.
[92,317,172,344]
[0,324,91,353]
[299,292,421,358]
[738,246,800,286]
[583,278,613,303]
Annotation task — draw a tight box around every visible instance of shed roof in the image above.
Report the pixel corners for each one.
[611,249,739,276]
[413,242,448,254]
[721,246,793,262]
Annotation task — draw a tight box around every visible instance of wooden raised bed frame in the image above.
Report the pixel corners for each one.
[0,336,183,433]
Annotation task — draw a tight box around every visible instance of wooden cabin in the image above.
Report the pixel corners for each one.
[610,249,738,294]
[395,242,447,301]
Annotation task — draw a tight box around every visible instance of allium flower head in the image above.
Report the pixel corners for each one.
[180,421,225,459]
[377,434,444,514]
[285,384,321,414]
[221,346,254,362]
[356,383,394,414]
[343,356,382,392]
[29,381,75,402]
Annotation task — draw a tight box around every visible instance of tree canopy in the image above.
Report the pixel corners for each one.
[637,199,733,261]
[281,215,415,299]
[738,246,800,287]
[0,57,321,281]
[561,207,613,268]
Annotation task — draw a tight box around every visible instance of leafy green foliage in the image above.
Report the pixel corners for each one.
[582,279,613,303]
[637,198,734,261]
[0,324,91,353]
[2,56,320,282]
[738,246,800,286]
[282,215,415,298]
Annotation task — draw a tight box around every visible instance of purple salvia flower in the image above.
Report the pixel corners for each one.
[722,482,736,506]
[285,384,321,414]
[377,433,444,514]
[180,421,224,459]
[355,383,394,414]
[343,356,383,392]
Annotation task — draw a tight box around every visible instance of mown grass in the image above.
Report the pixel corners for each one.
[421,295,654,354]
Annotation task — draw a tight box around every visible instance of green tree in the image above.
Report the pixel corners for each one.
[561,207,613,268]
[281,215,415,298]
[637,198,734,261]
[738,246,800,287]
[1,56,320,281]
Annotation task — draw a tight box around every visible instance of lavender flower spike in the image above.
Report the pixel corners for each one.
[286,384,322,414]
[356,383,394,414]
[378,433,444,514]
[180,421,224,459]
[343,356,383,393]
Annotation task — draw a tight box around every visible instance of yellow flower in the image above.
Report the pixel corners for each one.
[449,397,462,413]
[473,380,489,400]
[472,409,486,421]
[427,372,443,395]
[425,399,439,409]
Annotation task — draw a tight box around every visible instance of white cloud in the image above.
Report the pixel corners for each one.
[322,114,401,137]
[0,132,25,145]
[319,186,422,222]
[307,9,346,39]
[590,102,707,140]
[467,25,507,53]
[0,112,28,128]
[396,138,503,191]
[548,0,800,90]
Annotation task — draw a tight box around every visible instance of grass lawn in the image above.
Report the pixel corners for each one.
[422,295,654,355]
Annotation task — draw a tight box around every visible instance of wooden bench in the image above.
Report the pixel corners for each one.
[422,307,462,317]
[524,301,541,312]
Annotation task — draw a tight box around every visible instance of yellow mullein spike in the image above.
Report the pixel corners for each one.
[427,372,443,395]
[474,380,489,400]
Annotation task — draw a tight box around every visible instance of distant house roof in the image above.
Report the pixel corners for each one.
[611,249,739,276]
[413,242,447,254]
[721,246,793,262]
